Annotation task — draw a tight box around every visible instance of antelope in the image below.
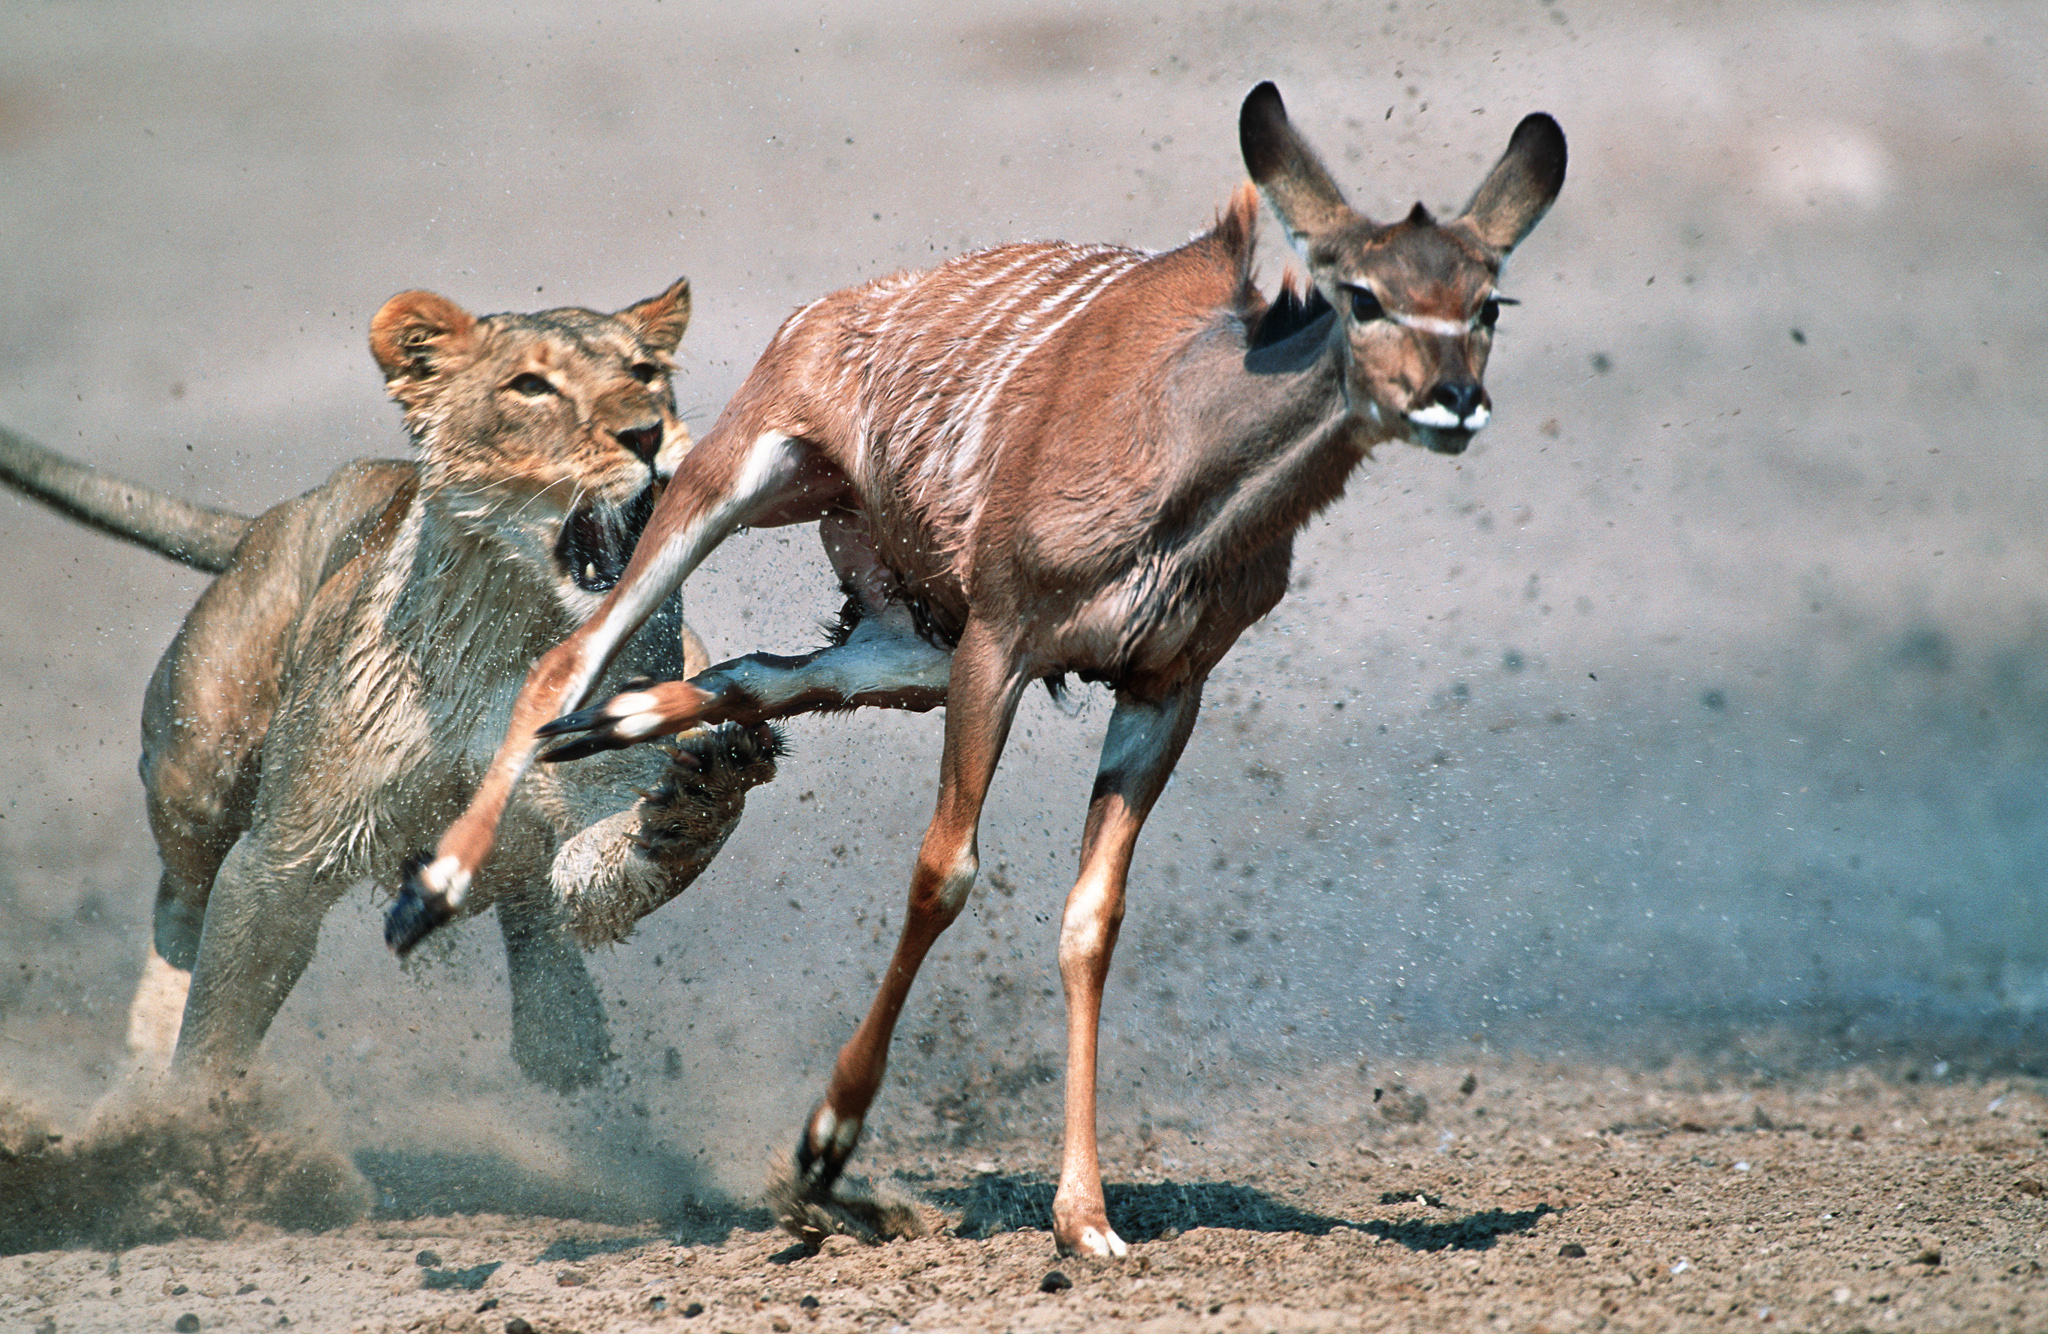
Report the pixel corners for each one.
[388,82,1565,1257]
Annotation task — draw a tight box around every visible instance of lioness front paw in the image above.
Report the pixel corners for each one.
[632,722,784,852]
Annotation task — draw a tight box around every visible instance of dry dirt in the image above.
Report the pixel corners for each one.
[4,0,2048,1331]
[5,1058,2048,1332]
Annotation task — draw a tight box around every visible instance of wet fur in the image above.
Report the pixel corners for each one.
[1,281,780,1093]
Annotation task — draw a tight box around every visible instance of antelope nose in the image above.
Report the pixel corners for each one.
[615,423,663,466]
[1431,381,1489,426]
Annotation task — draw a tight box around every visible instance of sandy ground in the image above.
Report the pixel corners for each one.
[3,0,2047,1329]
[6,1059,2048,1332]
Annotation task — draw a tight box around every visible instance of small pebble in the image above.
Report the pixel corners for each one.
[1558,1243,1587,1258]
[415,1250,441,1268]
[682,1301,705,1318]
[236,1283,257,1295]
[505,1319,534,1334]
[1914,1249,1942,1267]
[1039,1270,1073,1293]
[34,1319,55,1334]
[799,1295,820,1310]
[175,1318,200,1334]
[475,1299,498,1313]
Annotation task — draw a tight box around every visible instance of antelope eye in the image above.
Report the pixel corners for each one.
[1349,287,1385,323]
[630,362,663,384]
[1479,297,1501,329]
[508,372,554,397]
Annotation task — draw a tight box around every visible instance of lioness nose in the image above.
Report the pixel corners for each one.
[615,424,662,466]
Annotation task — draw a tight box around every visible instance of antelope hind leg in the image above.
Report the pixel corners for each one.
[537,679,722,761]
[539,605,953,765]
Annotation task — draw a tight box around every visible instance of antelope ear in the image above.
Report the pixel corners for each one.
[620,276,692,355]
[369,291,478,397]
[1239,81,1357,261]
[1458,113,1567,254]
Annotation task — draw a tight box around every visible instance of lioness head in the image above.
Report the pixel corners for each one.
[368,279,692,608]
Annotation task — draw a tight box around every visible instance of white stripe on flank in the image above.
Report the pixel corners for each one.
[775,295,829,346]
[927,248,1146,498]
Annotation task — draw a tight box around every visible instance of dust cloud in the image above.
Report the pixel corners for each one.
[1,0,2043,1232]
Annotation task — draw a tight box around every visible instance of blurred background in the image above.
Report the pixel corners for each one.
[1,0,2043,1200]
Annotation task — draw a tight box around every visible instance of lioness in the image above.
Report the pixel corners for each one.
[0,278,778,1093]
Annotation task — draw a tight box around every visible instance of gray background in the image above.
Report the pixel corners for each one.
[2,0,2043,1195]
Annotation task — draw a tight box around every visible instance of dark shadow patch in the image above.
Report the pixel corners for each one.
[1248,279,1332,351]
[927,1173,1548,1251]
[1360,1205,1557,1252]
[420,1260,501,1291]
[534,1236,656,1264]
[354,1149,770,1243]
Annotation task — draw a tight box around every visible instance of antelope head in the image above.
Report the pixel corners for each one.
[1239,82,1566,455]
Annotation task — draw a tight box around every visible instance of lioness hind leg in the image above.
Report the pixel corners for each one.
[125,943,192,1071]
[173,833,342,1080]
[496,888,611,1094]
[125,860,220,1067]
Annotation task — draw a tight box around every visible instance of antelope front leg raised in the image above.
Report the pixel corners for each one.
[387,428,827,954]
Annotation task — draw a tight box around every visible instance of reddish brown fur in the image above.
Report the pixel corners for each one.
[405,84,1564,1258]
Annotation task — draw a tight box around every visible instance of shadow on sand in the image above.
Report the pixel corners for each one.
[354,1149,772,1246]
[926,1174,1555,1251]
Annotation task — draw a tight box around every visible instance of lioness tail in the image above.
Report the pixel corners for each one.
[0,424,250,573]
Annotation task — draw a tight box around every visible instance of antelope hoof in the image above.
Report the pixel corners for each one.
[1060,1223,1130,1260]
[794,1103,863,1197]
[386,853,458,955]
[770,1105,926,1246]
[536,686,678,763]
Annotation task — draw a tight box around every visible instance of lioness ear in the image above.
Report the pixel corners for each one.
[619,277,691,355]
[369,291,479,397]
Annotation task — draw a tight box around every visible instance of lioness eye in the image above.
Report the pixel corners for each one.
[509,372,554,397]
[630,362,662,384]
[1348,287,1385,323]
